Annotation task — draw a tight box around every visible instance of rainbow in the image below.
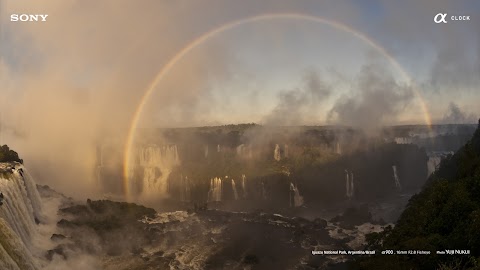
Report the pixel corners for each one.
[122,13,432,200]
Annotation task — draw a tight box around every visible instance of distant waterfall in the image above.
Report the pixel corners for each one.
[95,145,104,186]
[335,142,342,155]
[231,179,239,200]
[236,144,245,156]
[142,167,157,191]
[241,174,247,198]
[180,176,191,202]
[204,145,209,158]
[134,144,180,198]
[345,170,354,199]
[137,144,179,167]
[0,163,42,270]
[261,182,267,200]
[284,144,289,158]
[97,144,104,166]
[392,165,401,189]
[289,183,304,207]
[217,144,221,153]
[208,177,222,202]
[274,144,281,161]
[427,156,441,176]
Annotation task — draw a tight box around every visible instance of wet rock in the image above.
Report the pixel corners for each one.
[46,245,67,261]
[331,206,373,227]
[313,218,328,228]
[57,219,75,228]
[243,254,259,264]
[51,234,66,241]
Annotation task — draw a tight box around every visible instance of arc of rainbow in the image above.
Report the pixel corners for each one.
[122,13,432,200]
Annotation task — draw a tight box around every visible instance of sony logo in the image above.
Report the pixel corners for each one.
[10,14,49,22]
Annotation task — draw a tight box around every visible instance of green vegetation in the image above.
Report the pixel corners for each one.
[0,145,23,163]
[59,199,156,235]
[355,122,480,269]
[57,200,157,256]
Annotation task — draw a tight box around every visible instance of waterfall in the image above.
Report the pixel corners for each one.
[208,177,222,202]
[231,179,238,200]
[289,183,304,207]
[350,172,354,197]
[284,144,289,158]
[392,165,401,189]
[137,144,179,167]
[345,170,354,199]
[95,145,104,187]
[274,144,281,161]
[95,166,102,186]
[241,174,247,198]
[99,145,104,166]
[96,144,104,167]
[427,156,441,176]
[142,166,162,198]
[261,182,267,200]
[335,142,341,155]
[217,144,221,153]
[0,163,42,270]
[21,169,42,219]
[134,144,180,198]
[180,176,191,202]
[204,145,209,158]
[236,144,245,156]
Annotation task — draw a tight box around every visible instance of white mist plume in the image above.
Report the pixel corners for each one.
[328,62,414,131]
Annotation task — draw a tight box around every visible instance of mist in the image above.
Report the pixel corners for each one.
[2,0,479,199]
[327,62,414,131]
[1,0,237,197]
[263,70,331,126]
[441,102,477,124]
[1,1,479,269]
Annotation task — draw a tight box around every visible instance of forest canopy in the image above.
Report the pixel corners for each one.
[0,145,23,163]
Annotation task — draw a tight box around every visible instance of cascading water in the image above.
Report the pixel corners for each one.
[133,144,180,198]
[427,156,442,176]
[392,165,401,189]
[289,183,304,207]
[217,144,221,153]
[0,163,43,270]
[231,179,238,200]
[95,144,104,188]
[261,182,267,200]
[97,144,104,167]
[241,174,247,198]
[180,176,191,202]
[137,144,179,167]
[274,144,281,161]
[345,170,354,199]
[236,144,245,156]
[142,167,157,192]
[208,177,222,202]
[335,142,342,155]
[21,169,43,219]
[204,145,209,158]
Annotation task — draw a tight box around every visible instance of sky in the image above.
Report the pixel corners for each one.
[1,0,479,128]
[0,0,479,194]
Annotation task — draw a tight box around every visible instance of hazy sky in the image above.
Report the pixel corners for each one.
[1,0,478,196]
[1,0,479,129]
